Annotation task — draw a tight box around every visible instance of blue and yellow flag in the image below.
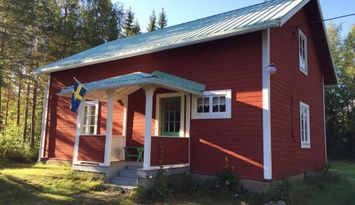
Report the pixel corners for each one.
[70,81,87,113]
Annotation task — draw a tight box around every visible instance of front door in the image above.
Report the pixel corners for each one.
[161,97,181,136]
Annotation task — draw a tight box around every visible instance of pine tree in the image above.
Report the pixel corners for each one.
[147,10,157,32]
[80,0,121,49]
[123,8,140,37]
[158,8,167,29]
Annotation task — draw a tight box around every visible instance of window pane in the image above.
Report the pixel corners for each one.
[169,122,175,132]
[175,112,180,121]
[90,115,95,126]
[175,122,180,132]
[90,106,96,115]
[82,125,86,134]
[220,105,226,112]
[204,104,209,113]
[197,98,202,106]
[220,97,226,112]
[197,105,203,113]
[89,126,95,134]
[164,122,169,132]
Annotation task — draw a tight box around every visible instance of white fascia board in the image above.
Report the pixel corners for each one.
[279,0,310,26]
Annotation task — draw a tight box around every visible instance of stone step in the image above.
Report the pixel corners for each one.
[111,176,138,187]
[118,169,138,179]
[126,165,142,170]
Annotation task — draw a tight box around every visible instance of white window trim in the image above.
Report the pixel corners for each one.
[300,101,311,149]
[299,29,308,76]
[155,93,185,137]
[191,89,232,119]
[81,100,99,135]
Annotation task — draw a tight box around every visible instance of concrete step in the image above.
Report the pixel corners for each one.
[111,176,138,187]
[126,165,142,170]
[118,169,138,179]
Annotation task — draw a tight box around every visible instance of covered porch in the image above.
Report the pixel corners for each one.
[58,71,204,184]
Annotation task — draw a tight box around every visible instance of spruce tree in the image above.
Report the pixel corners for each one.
[147,10,157,32]
[158,8,167,29]
[123,8,140,37]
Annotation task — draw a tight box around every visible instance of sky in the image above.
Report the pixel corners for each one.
[114,0,355,35]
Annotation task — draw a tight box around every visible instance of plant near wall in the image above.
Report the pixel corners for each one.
[216,156,239,191]
[157,139,165,176]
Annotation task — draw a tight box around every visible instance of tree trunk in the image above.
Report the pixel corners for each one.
[5,89,10,127]
[23,82,31,143]
[30,80,38,148]
[17,75,22,126]
[0,86,2,131]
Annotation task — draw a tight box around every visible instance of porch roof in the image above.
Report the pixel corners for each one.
[57,71,205,99]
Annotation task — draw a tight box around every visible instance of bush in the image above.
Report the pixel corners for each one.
[0,125,39,164]
[134,173,195,202]
[216,156,239,191]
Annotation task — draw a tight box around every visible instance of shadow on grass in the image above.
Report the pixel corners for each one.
[0,172,117,205]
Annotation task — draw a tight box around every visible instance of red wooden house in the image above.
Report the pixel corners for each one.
[34,0,337,189]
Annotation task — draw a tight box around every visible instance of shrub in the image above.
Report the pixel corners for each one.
[0,125,38,164]
[134,173,195,202]
[215,156,239,191]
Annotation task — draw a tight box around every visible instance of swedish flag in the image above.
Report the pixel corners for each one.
[70,80,87,113]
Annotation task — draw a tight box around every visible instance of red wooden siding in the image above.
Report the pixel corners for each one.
[151,137,189,166]
[44,32,264,180]
[270,4,326,179]
[77,135,105,163]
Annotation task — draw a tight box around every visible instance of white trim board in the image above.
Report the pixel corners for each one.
[262,29,272,180]
[38,76,51,160]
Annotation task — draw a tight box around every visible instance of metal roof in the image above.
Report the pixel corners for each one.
[58,71,206,99]
[33,0,309,74]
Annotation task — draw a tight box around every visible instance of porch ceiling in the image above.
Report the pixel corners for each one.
[57,71,205,100]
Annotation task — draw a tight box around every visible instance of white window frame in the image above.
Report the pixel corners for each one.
[300,102,311,149]
[299,29,308,75]
[155,93,185,137]
[191,89,232,119]
[81,100,99,135]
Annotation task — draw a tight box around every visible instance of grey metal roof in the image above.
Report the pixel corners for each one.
[58,71,206,98]
[34,0,309,74]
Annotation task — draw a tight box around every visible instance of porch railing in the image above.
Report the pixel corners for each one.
[150,136,189,166]
[77,135,106,163]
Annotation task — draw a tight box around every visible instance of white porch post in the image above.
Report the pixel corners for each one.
[104,90,115,166]
[73,99,85,164]
[143,86,155,170]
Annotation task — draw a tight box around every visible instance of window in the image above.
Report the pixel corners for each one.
[81,101,99,135]
[299,29,308,75]
[192,89,232,119]
[300,102,310,148]
[155,93,185,137]
[161,97,181,136]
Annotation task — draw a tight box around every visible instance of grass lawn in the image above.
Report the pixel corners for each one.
[0,161,354,205]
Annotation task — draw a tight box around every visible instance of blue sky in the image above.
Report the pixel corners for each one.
[114,0,355,36]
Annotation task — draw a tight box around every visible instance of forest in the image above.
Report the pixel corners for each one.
[0,0,354,163]
[0,0,167,162]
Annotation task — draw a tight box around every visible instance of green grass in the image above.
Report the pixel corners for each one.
[0,161,354,205]
[0,163,132,205]
[290,161,355,205]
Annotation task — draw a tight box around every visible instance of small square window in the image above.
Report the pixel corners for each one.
[192,89,232,119]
